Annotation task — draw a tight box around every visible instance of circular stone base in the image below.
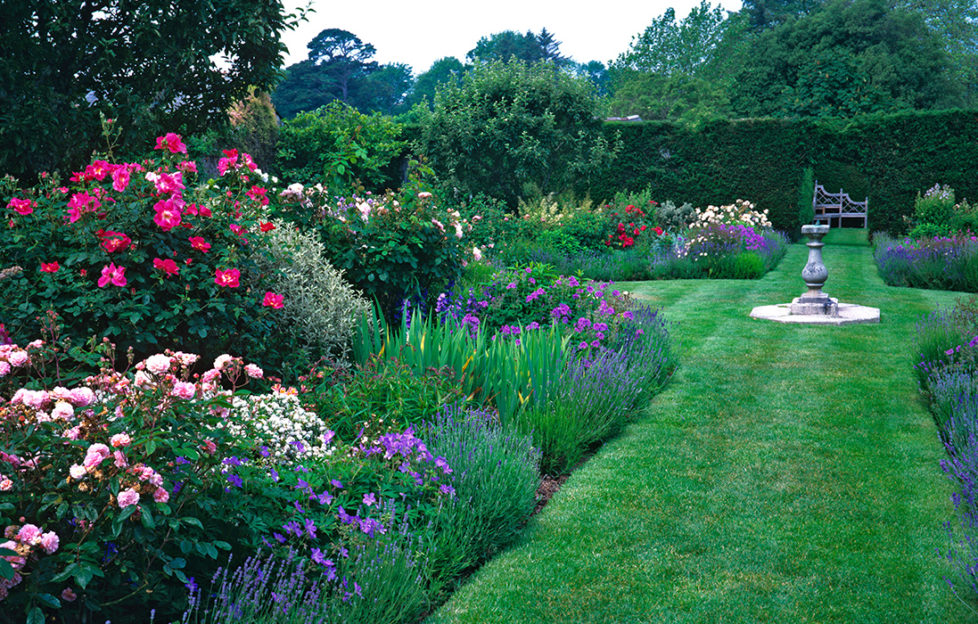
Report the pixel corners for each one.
[749,302,880,325]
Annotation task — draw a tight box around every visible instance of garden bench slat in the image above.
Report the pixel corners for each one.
[812,181,868,228]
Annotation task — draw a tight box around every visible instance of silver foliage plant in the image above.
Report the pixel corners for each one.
[257,221,370,364]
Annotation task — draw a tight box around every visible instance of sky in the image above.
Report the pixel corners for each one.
[281,0,744,75]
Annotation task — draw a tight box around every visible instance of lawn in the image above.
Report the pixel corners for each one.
[427,230,976,623]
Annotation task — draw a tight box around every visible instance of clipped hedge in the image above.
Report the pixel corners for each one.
[588,118,814,236]
[586,110,978,236]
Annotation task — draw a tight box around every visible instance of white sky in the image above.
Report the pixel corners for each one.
[281,0,744,75]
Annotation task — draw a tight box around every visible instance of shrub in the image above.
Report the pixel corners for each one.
[417,60,619,207]
[910,183,956,237]
[0,131,295,375]
[0,344,263,622]
[275,164,466,319]
[421,405,540,588]
[873,233,978,292]
[652,224,787,280]
[654,199,696,233]
[301,359,466,442]
[275,101,404,193]
[255,221,370,366]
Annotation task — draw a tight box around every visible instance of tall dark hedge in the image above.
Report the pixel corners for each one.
[587,110,978,236]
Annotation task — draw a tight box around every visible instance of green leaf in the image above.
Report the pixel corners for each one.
[144,439,157,455]
[37,593,61,609]
[27,606,44,624]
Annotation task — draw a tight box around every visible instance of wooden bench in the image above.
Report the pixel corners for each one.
[812,181,868,228]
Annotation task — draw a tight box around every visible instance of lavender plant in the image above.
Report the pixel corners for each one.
[420,405,540,589]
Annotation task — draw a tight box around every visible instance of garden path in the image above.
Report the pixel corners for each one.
[427,231,975,623]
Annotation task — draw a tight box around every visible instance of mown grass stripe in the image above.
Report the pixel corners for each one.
[426,241,972,623]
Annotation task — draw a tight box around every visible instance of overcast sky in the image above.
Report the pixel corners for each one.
[281,0,744,74]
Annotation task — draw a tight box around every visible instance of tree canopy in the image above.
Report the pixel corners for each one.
[0,0,301,180]
[273,27,411,117]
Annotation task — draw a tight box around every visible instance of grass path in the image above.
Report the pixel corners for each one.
[428,231,977,623]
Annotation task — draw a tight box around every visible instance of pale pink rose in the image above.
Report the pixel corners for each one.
[170,381,195,400]
[69,387,95,407]
[51,401,74,420]
[213,354,233,370]
[244,364,263,379]
[63,426,82,441]
[61,587,77,602]
[110,433,131,448]
[16,524,40,545]
[172,352,199,367]
[201,369,221,383]
[134,371,153,388]
[27,340,43,349]
[454,222,464,239]
[473,247,483,261]
[431,218,445,233]
[0,362,9,377]
[68,464,87,480]
[50,386,72,401]
[0,479,11,491]
[113,451,128,468]
[153,488,169,503]
[39,531,59,554]
[117,489,139,508]
[417,191,432,199]
[143,354,171,376]
[7,351,28,367]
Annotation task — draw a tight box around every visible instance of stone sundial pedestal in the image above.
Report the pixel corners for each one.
[749,224,880,325]
[789,224,839,317]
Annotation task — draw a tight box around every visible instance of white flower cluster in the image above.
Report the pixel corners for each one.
[688,199,771,229]
[222,392,334,462]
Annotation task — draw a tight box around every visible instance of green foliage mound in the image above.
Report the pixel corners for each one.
[416,60,618,207]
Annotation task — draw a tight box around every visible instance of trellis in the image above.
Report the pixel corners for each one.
[812,181,868,228]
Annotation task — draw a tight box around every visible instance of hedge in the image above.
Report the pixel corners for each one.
[586,109,978,236]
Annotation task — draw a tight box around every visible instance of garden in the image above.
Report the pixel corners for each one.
[2,7,978,620]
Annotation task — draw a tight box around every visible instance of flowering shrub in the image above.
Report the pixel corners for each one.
[603,202,658,249]
[0,131,295,374]
[0,343,262,622]
[687,199,772,229]
[873,233,978,292]
[222,392,333,462]
[436,264,628,348]
[913,302,978,600]
[275,163,465,319]
[652,224,788,280]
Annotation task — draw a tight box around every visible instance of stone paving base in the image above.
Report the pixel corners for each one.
[749,302,880,325]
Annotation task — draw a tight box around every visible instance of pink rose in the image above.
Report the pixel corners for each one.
[97,263,127,288]
[39,531,59,554]
[153,488,170,503]
[16,524,40,545]
[68,464,87,480]
[171,381,195,400]
[117,488,140,508]
[110,433,131,448]
[244,364,263,379]
[69,387,95,407]
[214,268,240,288]
[143,354,171,376]
[154,132,188,154]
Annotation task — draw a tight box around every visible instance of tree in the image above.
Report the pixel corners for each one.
[304,28,378,103]
[405,57,467,109]
[273,28,411,117]
[416,61,619,206]
[466,30,545,64]
[612,1,735,77]
[898,0,978,106]
[729,0,963,117]
[357,62,414,115]
[0,0,302,180]
[740,0,825,30]
[607,1,746,122]
[575,61,611,96]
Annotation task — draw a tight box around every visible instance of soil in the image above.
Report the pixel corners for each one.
[532,474,569,516]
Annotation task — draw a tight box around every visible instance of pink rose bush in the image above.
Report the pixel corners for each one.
[0,338,266,620]
[0,131,295,375]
